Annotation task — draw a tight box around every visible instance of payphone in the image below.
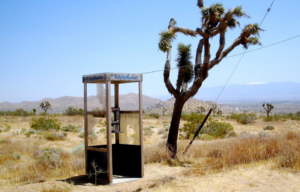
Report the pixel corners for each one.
[83,72,143,185]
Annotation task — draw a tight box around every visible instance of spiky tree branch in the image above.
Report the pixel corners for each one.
[158,1,263,158]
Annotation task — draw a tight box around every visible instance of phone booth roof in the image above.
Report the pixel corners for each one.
[82,73,142,84]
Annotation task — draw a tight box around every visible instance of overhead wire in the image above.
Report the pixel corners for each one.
[214,0,275,102]
[141,33,300,74]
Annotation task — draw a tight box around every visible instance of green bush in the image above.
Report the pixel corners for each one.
[181,113,234,139]
[43,132,66,141]
[91,107,105,117]
[264,126,275,130]
[21,128,27,134]
[181,112,190,121]
[30,117,60,131]
[199,134,212,140]
[0,108,35,116]
[0,139,10,144]
[63,107,84,116]
[227,130,238,138]
[4,125,12,132]
[35,148,67,168]
[79,131,85,138]
[99,128,106,133]
[227,112,256,124]
[24,128,35,137]
[149,113,160,119]
[61,124,79,132]
[263,114,281,122]
[144,126,153,136]
[204,119,234,138]
[72,143,84,155]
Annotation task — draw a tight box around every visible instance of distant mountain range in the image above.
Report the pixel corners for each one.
[192,82,300,102]
[1,82,299,114]
[0,93,162,114]
[0,93,233,114]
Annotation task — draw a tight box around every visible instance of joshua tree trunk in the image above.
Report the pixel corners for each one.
[167,98,184,158]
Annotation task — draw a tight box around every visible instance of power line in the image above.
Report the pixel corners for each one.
[141,33,300,74]
[215,0,275,102]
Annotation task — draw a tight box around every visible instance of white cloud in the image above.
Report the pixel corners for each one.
[249,82,265,85]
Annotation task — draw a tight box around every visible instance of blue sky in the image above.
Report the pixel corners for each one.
[1,0,300,102]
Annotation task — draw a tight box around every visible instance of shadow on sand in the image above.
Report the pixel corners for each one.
[58,175,108,186]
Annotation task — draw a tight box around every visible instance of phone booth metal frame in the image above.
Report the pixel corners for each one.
[82,73,143,184]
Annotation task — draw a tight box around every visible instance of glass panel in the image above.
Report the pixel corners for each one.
[87,83,106,111]
[96,83,106,111]
[87,115,116,146]
[119,113,140,145]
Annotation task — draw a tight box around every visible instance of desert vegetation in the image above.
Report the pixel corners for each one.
[0,108,300,191]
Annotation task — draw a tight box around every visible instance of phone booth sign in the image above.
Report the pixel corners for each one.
[82,73,143,185]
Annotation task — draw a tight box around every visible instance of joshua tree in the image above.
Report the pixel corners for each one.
[32,108,36,115]
[262,103,274,118]
[40,101,51,113]
[159,0,263,158]
[211,103,218,115]
[216,108,223,115]
[162,108,167,116]
[197,106,206,114]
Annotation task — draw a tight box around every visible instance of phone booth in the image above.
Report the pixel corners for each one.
[82,73,143,184]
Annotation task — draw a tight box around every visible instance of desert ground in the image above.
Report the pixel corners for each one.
[0,114,300,192]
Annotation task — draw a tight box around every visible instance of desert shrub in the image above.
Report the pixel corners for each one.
[291,116,300,120]
[79,131,84,138]
[0,128,2,132]
[204,119,234,138]
[21,128,27,134]
[157,128,165,134]
[263,114,281,122]
[181,112,190,121]
[35,148,69,168]
[4,124,12,132]
[91,107,105,117]
[31,117,60,131]
[72,143,84,155]
[181,113,206,139]
[38,112,49,116]
[227,131,238,138]
[264,126,275,130]
[0,139,10,144]
[0,108,35,116]
[25,128,35,137]
[50,113,63,116]
[43,132,65,141]
[61,124,79,132]
[227,112,256,124]
[144,126,153,136]
[13,153,22,160]
[181,113,233,139]
[149,113,160,119]
[11,131,19,136]
[130,133,136,139]
[63,107,84,116]
[199,134,212,140]
[99,128,106,133]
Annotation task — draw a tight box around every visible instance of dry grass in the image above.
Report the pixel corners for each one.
[1,115,300,191]
[145,131,300,176]
[0,139,85,187]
